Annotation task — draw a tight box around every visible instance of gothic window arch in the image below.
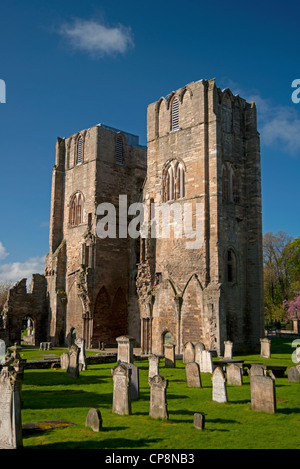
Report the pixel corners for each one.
[163,160,185,202]
[116,135,124,165]
[222,164,240,204]
[69,192,84,226]
[171,96,180,131]
[226,248,237,283]
[76,135,83,166]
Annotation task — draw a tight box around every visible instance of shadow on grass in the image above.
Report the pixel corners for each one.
[24,437,162,450]
[22,389,112,410]
[23,370,112,387]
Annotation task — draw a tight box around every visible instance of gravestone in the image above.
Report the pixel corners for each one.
[201,350,214,373]
[260,338,271,359]
[0,339,6,364]
[111,364,131,415]
[224,341,233,359]
[116,335,135,364]
[186,362,202,388]
[183,342,195,364]
[149,375,168,419]
[75,337,87,371]
[212,367,228,403]
[248,364,265,377]
[193,413,205,430]
[194,342,205,369]
[164,343,176,368]
[250,375,276,414]
[60,352,70,370]
[66,344,79,378]
[148,354,160,380]
[227,363,243,385]
[6,343,26,379]
[85,408,103,432]
[0,366,23,449]
[288,364,300,383]
[122,362,139,400]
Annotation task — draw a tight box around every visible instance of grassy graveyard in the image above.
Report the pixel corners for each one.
[20,338,300,449]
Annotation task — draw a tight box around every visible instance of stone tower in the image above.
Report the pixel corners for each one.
[137,78,264,355]
[45,124,147,347]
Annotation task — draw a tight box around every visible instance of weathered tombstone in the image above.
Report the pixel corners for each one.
[164,343,176,368]
[201,350,214,373]
[248,364,265,377]
[227,363,243,386]
[149,375,168,419]
[288,364,300,383]
[66,344,80,378]
[75,337,87,371]
[111,364,131,415]
[85,408,103,432]
[212,367,228,403]
[183,342,195,364]
[260,338,271,359]
[0,366,23,449]
[250,375,276,414]
[148,354,160,380]
[224,340,233,359]
[6,343,26,378]
[0,339,6,364]
[60,352,70,370]
[122,362,139,399]
[193,413,205,430]
[194,342,205,369]
[186,362,202,388]
[116,335,135,364]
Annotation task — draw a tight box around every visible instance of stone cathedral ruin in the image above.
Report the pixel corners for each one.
[1,78,264,356]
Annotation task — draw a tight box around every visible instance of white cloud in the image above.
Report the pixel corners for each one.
[59,18,134,57]
[221,79,300,156]
[0,242,9,260]
[0,256,45,284]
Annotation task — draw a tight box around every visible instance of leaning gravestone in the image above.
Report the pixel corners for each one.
[111,364,132,415]
[66,344,80,378]
[288,364,300,383]
[250,374,276,414]
[75,337,87,371]
[227,363,243,386]
[260,338,271,359]
[85,408,103,432]
[183,342,195,364]
[224,341,233,359]
[186,362,202,388]
[212,367,228,403]
[201,350,214,373]
[60,352,70,370]
[194,342,205,369]
[116,335,135,364]
[148,354,160,380]
[164,343,176,368]
[0,366,23,449]
[149,375,168,419]
[122,362,139,400]
[0,339,6,364]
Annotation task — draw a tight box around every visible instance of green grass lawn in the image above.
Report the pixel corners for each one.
[20,338,300,449]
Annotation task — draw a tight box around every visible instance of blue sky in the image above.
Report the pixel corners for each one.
[0,0,300,282]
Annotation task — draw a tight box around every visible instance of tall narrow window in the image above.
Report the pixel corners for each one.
[163,160,185,202]
[76,136,83,165]
[226,249,236,283]
[116,135,124,165]
[69,193,83,226]
[171,97,179,131]
[232,169,240,204]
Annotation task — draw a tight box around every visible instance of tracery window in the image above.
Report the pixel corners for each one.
[69,192,83,226]
[163,160,185,202]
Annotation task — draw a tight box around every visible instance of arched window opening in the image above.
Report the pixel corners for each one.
[163,160,185,202]
[116,135,124,165]
[69,193,83,226]
[76,136,83,165]
[232,170,240,204]
[222,165,229,201]
[226,249,237,283]
[171,97,179,131]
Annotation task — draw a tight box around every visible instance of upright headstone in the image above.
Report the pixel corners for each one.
[186,362,202,388]
[60,352,70,370]
[0,366,23,449]
[250,375,276,414]
[260,338,271,359]
[201,350,214,373]
[164,343,176,368]
[288,364,300,383]
[6,343,26,378]
[111,364,131,415]
[66,344,80,378]
[194,342,205,369]
[75,337,87,371]
[0,339,6,364]
[193,413,205,430]
[148,354,160,380]
[248,364,265,377]
[122,362,139,400]
[212,367,228,403]
[183,342,195,364]
[116,335,135,364]
[85,408,103,432]
[149,375,168,419]
[227,363,243,385]
[224,341,233,359]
